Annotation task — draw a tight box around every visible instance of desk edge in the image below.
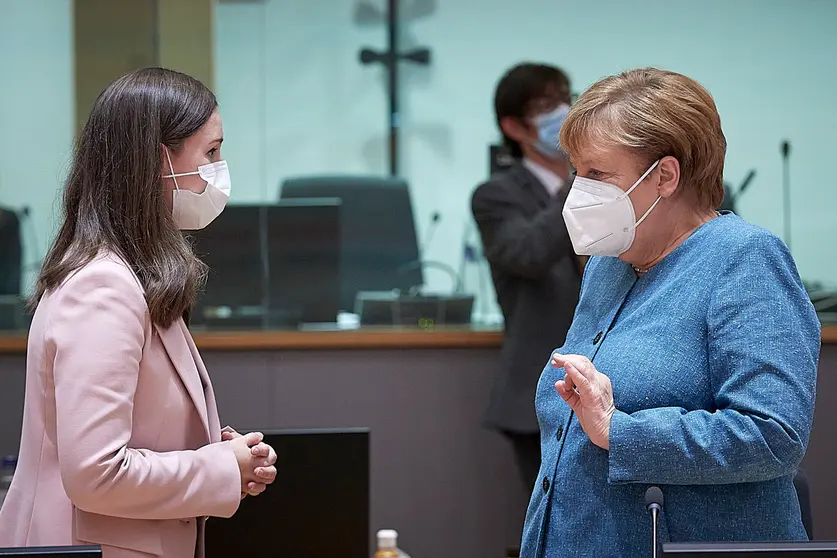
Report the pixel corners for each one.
[1,326,836,354]
[0,329,505,353]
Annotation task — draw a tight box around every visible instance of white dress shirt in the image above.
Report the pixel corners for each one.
[522,157,565,197]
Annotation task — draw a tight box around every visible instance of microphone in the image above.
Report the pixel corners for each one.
[645,486,664,558]
[780,140,792,252]
[420,211,441,258]
[397,211,462,293]
[738,169,756,196]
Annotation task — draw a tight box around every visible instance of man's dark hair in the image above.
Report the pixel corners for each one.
[494,63,571,159]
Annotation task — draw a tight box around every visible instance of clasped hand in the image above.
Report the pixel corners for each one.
[224,429,278,498]
[552,354,616,450]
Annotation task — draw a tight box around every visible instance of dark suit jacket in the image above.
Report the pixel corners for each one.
[471,162,582,433]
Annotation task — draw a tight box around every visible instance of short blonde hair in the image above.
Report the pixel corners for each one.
[560,68,727,210]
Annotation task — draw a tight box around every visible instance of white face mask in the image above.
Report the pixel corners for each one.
[163,148,231,230]
[562,160,661,256]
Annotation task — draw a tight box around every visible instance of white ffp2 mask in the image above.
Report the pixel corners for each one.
[164,149,231,230]
[562,160,661,256]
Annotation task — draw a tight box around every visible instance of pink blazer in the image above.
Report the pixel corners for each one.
[0,255,241,558]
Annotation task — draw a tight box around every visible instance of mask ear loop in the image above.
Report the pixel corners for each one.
[623,159,662,232]
[162,146,180,191]
[622,159,660,199]
[633,196,663,229]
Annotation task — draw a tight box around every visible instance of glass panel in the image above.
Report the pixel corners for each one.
[2,0,837,338]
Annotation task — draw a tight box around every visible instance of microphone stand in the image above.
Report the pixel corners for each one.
[651,505,659,558]
[645,486,664,558]
[396,211,464,293]
[781,140,792,252]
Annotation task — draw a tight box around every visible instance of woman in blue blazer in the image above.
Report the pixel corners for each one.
[520,67,820,557]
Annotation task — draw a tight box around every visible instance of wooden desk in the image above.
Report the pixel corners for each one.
[0,327,505,354]
[0,324,835,354]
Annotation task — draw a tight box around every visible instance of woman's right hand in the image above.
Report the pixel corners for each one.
[230,432,276,497]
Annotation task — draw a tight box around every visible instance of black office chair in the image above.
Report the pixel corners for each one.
[0,208,22,297]
[279,175,423,312]
[794,468,814,539]
[0,208,23,331]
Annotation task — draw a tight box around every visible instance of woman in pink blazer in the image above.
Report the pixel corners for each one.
[0,68,277,557]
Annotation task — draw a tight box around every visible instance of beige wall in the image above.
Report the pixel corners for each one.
[73,0,213,134]
[157,0,214,89]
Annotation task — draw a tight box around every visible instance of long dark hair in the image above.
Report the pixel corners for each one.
[33,67,217,328]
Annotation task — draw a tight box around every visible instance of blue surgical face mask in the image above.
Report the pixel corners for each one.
[532,103,570,158]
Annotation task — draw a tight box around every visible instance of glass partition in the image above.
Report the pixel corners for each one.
[2,0,837,336]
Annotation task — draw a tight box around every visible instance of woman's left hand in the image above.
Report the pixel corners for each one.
[552,354,616,451]
[221,427,278,497]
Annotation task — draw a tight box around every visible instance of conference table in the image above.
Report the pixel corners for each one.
[0,324,834,557]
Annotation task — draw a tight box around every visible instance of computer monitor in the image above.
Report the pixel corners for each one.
[191,201,341,329]
[266,199,341,326]
[190,204,265,329]
[662,541,837,557]
[0,546,101,557]
[205,428,369,558]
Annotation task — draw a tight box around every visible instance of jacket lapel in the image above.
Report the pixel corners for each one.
[514,163,551,209]
[183,331,223,443]
[515,165,588,275]
[554,174,572,207]
[155,320,212,443]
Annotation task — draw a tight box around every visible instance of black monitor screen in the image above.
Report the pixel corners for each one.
[191,204,265,329]
[0,546,101,557]
[663,542,837,557]
[205,428,369,558]
[191,201,340,328]
[266,199,341,326]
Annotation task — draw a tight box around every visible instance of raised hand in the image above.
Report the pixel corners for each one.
[552,353,616,450]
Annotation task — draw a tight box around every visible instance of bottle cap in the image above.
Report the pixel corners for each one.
[377,529,398,549]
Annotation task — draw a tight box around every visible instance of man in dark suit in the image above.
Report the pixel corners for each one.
[471,63,583,492]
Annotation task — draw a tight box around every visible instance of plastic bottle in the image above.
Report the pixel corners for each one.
[0,455,17,508]
[374,529,401,558]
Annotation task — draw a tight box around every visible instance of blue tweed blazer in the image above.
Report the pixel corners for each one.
[520,213,821,557]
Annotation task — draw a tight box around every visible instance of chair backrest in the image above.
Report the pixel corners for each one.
[0,208,22,297]
[280,175,423,312]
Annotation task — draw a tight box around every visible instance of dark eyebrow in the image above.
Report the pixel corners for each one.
[211,137,224,145]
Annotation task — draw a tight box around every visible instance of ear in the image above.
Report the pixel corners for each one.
[499,116,535,144]
[656,156,680,198]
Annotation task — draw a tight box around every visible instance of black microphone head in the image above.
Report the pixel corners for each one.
[431,211,441,223]
[781,140,790,157]
[645,486,664,511]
